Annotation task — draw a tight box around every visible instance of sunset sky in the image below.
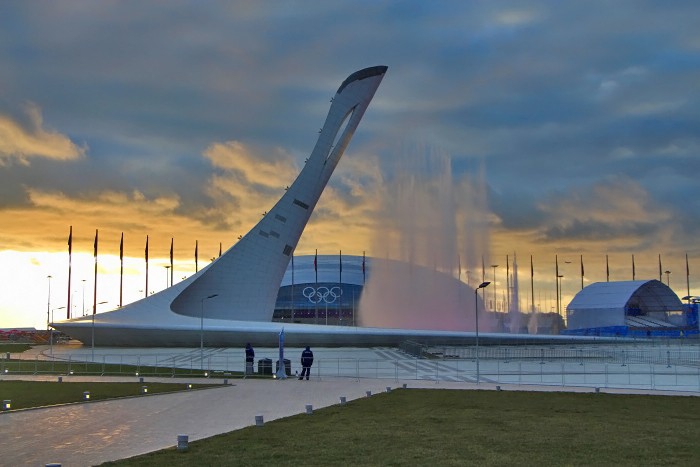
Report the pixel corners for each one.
[1,1,699,329]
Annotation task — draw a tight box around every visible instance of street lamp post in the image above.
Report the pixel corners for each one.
[200,294,219,370]
[664,270,671,287]
[46,275,52,331]
[475,281,490,385]
[165,265,171,288]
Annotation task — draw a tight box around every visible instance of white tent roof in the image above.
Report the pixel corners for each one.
[567,280,682,313]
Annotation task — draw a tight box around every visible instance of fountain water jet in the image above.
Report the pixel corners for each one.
[358,147,495,332]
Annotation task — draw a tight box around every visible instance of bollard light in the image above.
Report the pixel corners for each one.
[177,434,189,452]
[339,396,347,405]
[4,368,7,374]
[187,383,193,390]
[223,379,228,385]
[204,372,209,377]
[595,387,600,393]
[496,385,501,391]
[57,376,63,383]
[141,386,148,394]
[366,390,372,397]
[139,377,144,383]
[83,391,90,401]
[69,370,74,375]
[255,415,264,426]
[305,404,313,415]
[386,386,391,393]
[402,383,407,389]
[2,400,10,410]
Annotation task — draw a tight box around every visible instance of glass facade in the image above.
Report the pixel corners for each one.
[273,282,363,325]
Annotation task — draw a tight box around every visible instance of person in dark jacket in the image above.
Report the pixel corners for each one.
[245,343,255,376]
[299,346,313,380]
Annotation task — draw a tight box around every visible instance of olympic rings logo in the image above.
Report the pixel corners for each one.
[302,286,343,304]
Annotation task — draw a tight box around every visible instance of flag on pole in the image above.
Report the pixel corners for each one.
[555,255,560,316]
[506,254,510,311]
[658,254,662,281]
[362,250,366,283]
[119,232,124,307]
[686,252,690,300]
[580,254,584,290]
[530,255,535,313]
[195,240,199,272]
[170,237,174,287]
[145,235,149,297]
[219,242,222,258]
[606,254,610,282]
[67,226,72,319]
[632,254,636,280]
[93,229,98,315]
[339,250,343,274]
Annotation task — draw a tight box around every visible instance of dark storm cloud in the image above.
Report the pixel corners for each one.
[0,0,699,250]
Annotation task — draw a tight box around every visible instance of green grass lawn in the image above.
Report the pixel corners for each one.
[1,357,217,377]
[0,380,220,410]
[0,343,33,353]
[102,389,700,467]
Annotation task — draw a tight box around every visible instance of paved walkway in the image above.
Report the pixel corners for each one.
[1,374,698,467]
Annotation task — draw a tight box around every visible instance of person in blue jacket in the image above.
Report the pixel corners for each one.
[245,343,255,376]
[299,346,314,380]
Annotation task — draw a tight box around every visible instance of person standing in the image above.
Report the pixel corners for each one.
[299,346,314,380]
[245,343,255,376]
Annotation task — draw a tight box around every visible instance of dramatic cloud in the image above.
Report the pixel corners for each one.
[0,104,86,165]
[1,1,700,327]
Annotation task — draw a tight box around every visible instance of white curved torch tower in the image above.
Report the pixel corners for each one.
[53,66,388,346]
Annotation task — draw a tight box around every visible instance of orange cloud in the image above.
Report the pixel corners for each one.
[0,103,86,165]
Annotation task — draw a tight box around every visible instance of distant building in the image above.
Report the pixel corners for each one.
[564,280,698,338]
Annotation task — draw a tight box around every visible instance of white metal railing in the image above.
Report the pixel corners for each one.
[4,350,699,393]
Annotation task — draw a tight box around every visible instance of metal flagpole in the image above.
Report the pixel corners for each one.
[92,229,98,361]
[580,254,584,290]
[632,254,636,280]
[145,235,149,297]
[506,255,510,313]
[67,226,72,320]
[314,249,318,324]
[119,232,124,307]
[291,252,295,322]
[555,255,560,316]
[170,238,174,286]
[530,255,535,313]
[686,253,690,301]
